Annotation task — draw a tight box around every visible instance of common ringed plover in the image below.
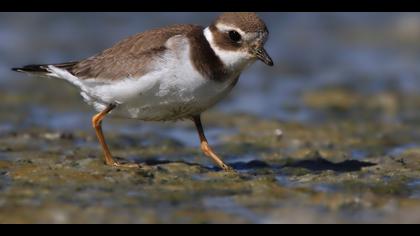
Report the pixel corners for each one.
[13,12,273,172]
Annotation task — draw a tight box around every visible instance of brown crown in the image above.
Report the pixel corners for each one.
[214,12,268,33]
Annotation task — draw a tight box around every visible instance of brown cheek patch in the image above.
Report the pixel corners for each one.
[209,25,240,51]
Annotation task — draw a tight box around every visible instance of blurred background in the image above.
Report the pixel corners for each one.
[3,13,420,223]
[3,13,420,132]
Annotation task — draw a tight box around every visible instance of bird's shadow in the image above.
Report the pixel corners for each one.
[120,155,271,172]
[117,156,210,170]
[118,152,376,173]
[219,158,376,173]
[281,157,376,172]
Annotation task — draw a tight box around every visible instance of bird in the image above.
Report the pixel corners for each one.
[12,12,273,172]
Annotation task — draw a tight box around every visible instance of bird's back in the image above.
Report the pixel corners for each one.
[71,24,205,81]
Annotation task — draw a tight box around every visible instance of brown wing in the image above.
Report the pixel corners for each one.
[69,24,203,81]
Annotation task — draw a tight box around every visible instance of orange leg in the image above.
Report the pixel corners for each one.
[92,104,140,168]
[192,115,234,172]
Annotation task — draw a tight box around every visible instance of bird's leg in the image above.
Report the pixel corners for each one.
[92,103,140,168]
[192,115,234,172]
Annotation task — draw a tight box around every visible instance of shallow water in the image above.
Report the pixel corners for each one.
[2,12,420,223]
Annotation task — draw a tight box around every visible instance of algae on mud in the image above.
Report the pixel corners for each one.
[2,92,420,223]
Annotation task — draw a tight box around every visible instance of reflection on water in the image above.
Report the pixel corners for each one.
[387,143,420,157]
[26,106,89,131]
[408,179,420,199]
[203,196,262,223]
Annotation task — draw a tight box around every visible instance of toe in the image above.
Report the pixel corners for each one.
[221,163,235,172]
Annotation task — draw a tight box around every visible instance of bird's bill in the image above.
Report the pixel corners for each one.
[254,47,273,66]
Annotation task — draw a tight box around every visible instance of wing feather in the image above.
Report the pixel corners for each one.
[70,24,203,81]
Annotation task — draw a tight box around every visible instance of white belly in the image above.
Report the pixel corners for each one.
[96,74,236,121]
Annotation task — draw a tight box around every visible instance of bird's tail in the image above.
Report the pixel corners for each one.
[12,61,78,76]
[12,61,89,93]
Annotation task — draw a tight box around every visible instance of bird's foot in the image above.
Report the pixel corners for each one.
[220,163,236,173]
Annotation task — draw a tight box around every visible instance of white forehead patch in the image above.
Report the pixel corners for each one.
[203,27,254,72]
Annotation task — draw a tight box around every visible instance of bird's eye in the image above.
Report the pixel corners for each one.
[228,30,241,42]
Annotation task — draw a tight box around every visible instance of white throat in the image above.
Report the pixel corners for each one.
[203,27,254,73]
